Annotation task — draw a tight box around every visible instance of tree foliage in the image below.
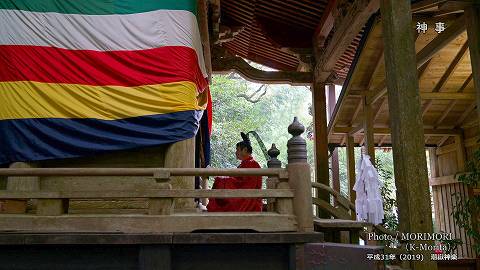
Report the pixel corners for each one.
[210,74,313,169]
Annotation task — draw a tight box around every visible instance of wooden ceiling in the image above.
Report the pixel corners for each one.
[328,13,477,147]
[217,0,363,80]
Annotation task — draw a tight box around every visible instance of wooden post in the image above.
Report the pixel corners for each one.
[428,148,439,178]
[287,117,314,232]
[164,138,195,211]
[311,82,330,218]
[346,135,356,219]
[328,84,340,196]
[465,4,480,122]
[267,144,281,212]
[363,96,375,163]
[380,1,437,269]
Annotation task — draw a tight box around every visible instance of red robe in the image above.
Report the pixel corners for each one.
[207,156,262,212]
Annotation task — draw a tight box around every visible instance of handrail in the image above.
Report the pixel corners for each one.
[0,189,295,199]
[0,168,287,178]
[311,182,355,212]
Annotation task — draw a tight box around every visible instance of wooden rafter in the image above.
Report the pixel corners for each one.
[366,48,385,90]
[411,0,448,13]
[435,101,457,127]
[455,102,477,127]
[378,135,388,146]
[438,136,450,146]
[350,98,363,126]
[314,0,337,48]
[212,56,312,84]
[367,15,466,104]
[315,0,380,82]
[340,135,347,146]
[432,42,469,92]
[373,98,387,121]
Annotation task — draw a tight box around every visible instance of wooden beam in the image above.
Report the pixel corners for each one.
[380,1,437,269]
[420,92,475,100]
[454,135,466,172]
[367,14,466,105]
[363,96,375,161]
[315,0,380,82]
[312,83,330,218]
[333,127,462,135]
[212,56,313,85]
[465,5,480,122]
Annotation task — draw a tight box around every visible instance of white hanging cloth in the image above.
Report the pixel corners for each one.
[353,152,384,225]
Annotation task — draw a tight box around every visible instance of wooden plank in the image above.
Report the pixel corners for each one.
[466,5,480,124]
[0,213,297,233]
[380,1,437,269]
[0,189,295,199]
[312,82,330,218]
[429,175,459,186]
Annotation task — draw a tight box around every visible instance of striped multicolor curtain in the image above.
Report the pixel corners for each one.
[0,0,209,164]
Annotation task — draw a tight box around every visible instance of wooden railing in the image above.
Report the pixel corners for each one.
[0,118,314,234]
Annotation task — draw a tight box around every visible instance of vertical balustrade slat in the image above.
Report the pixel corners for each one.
[286,117,314,232]
[267,144,281,212]
[148,171,174,215]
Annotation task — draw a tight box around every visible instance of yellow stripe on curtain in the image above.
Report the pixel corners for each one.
[0,81,206,120]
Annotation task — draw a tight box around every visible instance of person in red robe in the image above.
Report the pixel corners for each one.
[207,133,262,212]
